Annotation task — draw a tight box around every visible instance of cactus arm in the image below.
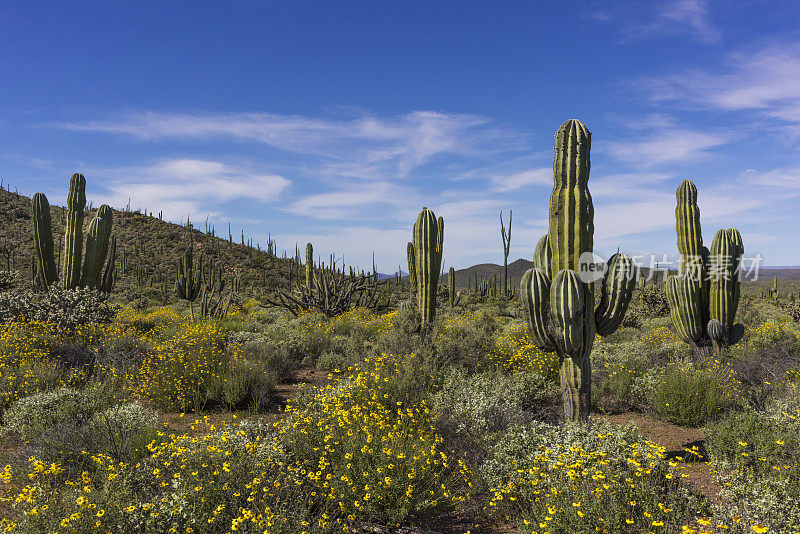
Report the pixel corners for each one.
[31,192,59,288]
[406,242,416,288]
[520,268,556,351]
[533,234,552,279]
[81,204,113,289]
[665,275,704,343]
[595,253,636,336]
[61,173,86,289]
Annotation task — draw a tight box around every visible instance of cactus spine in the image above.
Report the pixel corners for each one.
[62,173,86,289]
[410,207,443,325]
[32,193,58,288]
[666,180,744,350]
[519,119,635,422]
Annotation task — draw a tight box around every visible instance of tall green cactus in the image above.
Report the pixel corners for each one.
[81,204,113,289]
[175,246,202,319]
[406,242,416,289]
[410,207,443,325]
[448,266,455,307]
[62,173,86,289]
[519,119,635,422]
[32,193,58,288]
[666,180,744,350]
[31,175,115,293]
[306,243,313,290]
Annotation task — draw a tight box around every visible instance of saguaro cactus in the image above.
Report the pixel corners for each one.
[409,207,443,325]
[31,175,115,292]
[500,210,512,297]
[665,180,744,350]
[519,119,635,421]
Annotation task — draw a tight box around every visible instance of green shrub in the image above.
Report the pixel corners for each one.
[434,369,559,435]
[206,358,275,411]
[32,286,118,328]
[651,364,736,426]
[706,398,800,532]
[482,421,702,532]
[88,402,161,461]
[3,388,85,440]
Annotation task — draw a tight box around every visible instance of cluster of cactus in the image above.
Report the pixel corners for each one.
[264,243,388,317]
[665,180,744,352]
[769,276,779,300]
[520,120,636,421]
[175,245,236,319]
[31,174,116,293]
[407,207,444,325]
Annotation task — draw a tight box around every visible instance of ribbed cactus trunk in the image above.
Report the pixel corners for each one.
[549,120,595,422]
[406,242,416,290]
[520,119,635,422]
[31,193,58,288]
[61,173,86,289]
[666,180,745,351]
[411,207,443,325]
[448,266,455,307]
[81,205,113,289]
[305,243,313,290]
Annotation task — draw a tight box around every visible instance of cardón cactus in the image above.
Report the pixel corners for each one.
[31,175,115,293]
[32,193,58,288]
[519,119,635,421]
[409,207,443,325]
[665,180,745,350]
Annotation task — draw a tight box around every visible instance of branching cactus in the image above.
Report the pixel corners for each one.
[520,120,636,421]
[175,246,203,319]
[31,175,115,292]
[409,207,443,325]
[665,180,744,351]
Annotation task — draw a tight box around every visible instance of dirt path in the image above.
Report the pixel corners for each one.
[600,412,724,503]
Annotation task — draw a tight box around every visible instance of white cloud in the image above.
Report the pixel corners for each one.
[491,167,552,192]
[56,110,527,180]
[604,128,730,168]
[91,158,290,222]
[643,40,800,123]
[589,0,720,45]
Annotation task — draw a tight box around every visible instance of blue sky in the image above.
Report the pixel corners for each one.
[2,0,800,272]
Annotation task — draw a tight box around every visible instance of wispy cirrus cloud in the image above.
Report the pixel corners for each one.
[603,128,731,168]
[641,39,800,122]
[54,110,528,180]
[89,158,290,221]
[587,0,721,45]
